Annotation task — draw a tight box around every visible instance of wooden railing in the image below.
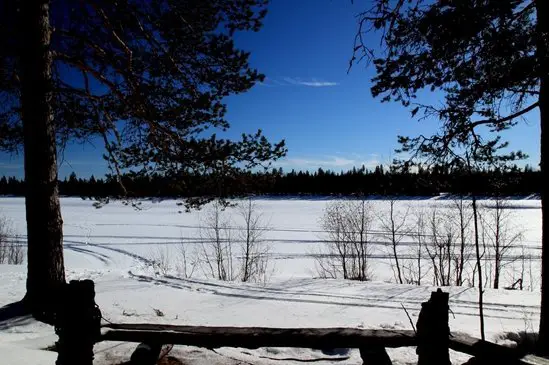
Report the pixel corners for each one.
[101,324,416,349]
[53,280,549,365]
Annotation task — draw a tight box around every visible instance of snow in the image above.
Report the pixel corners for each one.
[0,197,542,364]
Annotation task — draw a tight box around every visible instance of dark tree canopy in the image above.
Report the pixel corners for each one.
[352,0,548,352]
[1,166,542,198]
[352,0,539,166]
[1,0,286,197]
[0,0,285,321]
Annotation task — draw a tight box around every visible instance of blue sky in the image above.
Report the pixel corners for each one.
[0,0,541,178]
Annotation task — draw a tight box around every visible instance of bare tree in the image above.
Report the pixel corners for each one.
[316,201,349,279]
[0,216,24,265]
[347,199,372,281]
[482,197,524,289]
[403,208,428,285]
[8,239,24,265]
[425,207,457,286]
[506,246,526,291]
[177,239,199,279]
[237,198,272,283]
[469,205,487,289]
[147,244,172,276]
[0,217,9,264]
[452,197,474,286]
[316,200,373,281]
[378,199,409,284]
[198,200,236,281]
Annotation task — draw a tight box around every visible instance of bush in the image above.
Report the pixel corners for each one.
[0,216,24,265]
[315,200,373,281]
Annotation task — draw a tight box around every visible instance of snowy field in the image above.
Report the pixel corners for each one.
[0,196,543,364]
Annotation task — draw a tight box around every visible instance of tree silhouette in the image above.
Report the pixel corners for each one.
[0,0,285,321]
[351,0,548,351]
[1,166,541,198]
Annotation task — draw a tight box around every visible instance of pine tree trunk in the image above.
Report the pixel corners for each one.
[19,0,66,323]
[538,76,549,352]
[537,0,549,355]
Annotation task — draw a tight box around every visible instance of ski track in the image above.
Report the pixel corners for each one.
[60,236,540,252]
[62,238,532,321]
[61,237,541,263]
[59,230,541,323]
[65,244,112,265]
[126,271,539,321]
[84,242,154,266]
[73,225,542,247]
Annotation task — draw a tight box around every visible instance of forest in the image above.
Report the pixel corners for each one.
[0,164,541,198]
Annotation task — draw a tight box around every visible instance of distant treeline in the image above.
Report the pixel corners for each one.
[0,164,541,198]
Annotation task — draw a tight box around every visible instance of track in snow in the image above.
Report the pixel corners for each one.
[126,271,539,322]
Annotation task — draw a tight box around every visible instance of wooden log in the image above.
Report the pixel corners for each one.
[101,324,416,350]
[450,333,549,365]
[55,280,101,365]
[416,289,450,365]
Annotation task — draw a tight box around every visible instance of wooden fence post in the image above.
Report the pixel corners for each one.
[130,342,162,365]
[55,280,101,365]
[416,288,450,365]
[360,346,392,365]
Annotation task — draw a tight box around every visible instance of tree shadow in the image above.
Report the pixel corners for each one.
[0,300,32,330]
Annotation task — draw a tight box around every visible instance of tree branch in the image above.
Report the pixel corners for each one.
[506,87,540,95]
[54,51,126,101]
[89,3,133,71]
[469,101,539,129]
[57,29,108,58]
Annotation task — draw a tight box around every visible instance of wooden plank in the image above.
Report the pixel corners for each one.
[520,355,549,365]
[100,324,416,349]
[449,333,549,365]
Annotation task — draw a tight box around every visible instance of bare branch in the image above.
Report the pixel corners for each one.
[53,51,126,101]
[401,304,417,334]
[89,3,133,71]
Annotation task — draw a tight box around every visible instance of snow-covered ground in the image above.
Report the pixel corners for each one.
[0,197,542,364]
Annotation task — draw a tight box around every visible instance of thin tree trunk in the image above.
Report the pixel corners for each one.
[360,201,366,281]
[457,198,466,286]
[417,236,422,286]
[19,0,65,323]
[537,0,549,354]
[390,202,403,284]
[494,253,500,290]
[493,200,501,289]
[243,205,251,282]
[446,235,452,286]
[472,196,485,341]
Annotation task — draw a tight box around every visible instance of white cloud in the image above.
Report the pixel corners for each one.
[286,157,353,167]
[282,77,339,87]
[277,155,381,170]
[259,77,339,87]
[297,81,339,87]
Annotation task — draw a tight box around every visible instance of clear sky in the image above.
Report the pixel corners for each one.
[0,0,541,179]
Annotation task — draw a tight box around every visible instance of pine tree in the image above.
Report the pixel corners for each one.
[0,0,285,321]
[351,0,547,351]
